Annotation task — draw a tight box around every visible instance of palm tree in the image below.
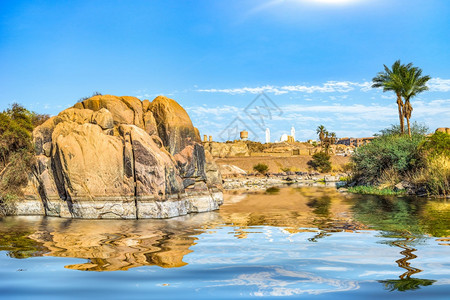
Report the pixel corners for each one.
[316,125,326,146]
[372,60,412,135]
[329,132,337,144]
[323,131,331,154]
[401,67,431,136]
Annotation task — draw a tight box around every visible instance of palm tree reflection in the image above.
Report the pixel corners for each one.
[379,278,436,292]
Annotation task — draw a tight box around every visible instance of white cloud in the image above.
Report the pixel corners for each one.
[281,81,371,93]
[186,105,240,116]
[428,78,450,92]
[197,85,288,95]
[281,103,396,116]
[198,80,373,95]
[197,77,450,95]
[359,81,372,92]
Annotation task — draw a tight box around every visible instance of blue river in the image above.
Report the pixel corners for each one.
[0,186,449,299]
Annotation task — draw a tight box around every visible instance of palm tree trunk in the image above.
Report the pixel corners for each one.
[406,117,411,137]
[404,99,413,137]
[396,93,404,134]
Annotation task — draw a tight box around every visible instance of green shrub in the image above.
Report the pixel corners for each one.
[339,176,352,182]
[421,131,450,157]
[377,122,428,136]
[351,133,425,185]
[308,152,332,173]
[253,163,269,174]
[280,167,291,172]
[0,104,46,201]
[0,193,18,216]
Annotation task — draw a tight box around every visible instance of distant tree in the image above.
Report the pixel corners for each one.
[316,125,326,146]
[329,132,337,145]
[315,127,337,154]
[308,152,332,173]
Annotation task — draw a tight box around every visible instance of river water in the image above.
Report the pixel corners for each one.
[0,186,449,299]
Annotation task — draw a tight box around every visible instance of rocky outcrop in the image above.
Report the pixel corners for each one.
[219,164,247,177]
[22,95,223,219]
[149,96,201,155]
[436,127,450,134]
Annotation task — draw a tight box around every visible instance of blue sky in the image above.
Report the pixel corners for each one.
[1,0,449,141]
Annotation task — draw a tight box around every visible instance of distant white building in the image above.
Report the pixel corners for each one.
[291,126,295,141]
[280,133,289,142]
[265,128,270,143]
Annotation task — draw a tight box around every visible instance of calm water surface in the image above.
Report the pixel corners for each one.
[0,187,449,299]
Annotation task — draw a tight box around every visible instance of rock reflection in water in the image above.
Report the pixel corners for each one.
[0,186,448,274]
[0,214,219,271]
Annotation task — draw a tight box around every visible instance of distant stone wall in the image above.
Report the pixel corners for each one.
[204,140,354,158]
[203,141,250,158]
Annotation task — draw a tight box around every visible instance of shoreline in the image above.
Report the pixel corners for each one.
[222,174,345,191]
[3,189,223,219]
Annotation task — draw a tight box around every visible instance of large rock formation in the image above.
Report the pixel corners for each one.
[19,95,223,219]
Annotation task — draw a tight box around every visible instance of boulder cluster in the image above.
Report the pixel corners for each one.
[21,95,223,219]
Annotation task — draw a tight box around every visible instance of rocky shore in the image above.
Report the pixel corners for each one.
[222,172,347,190]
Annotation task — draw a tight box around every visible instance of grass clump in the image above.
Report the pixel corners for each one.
[77,91,102,103]
[347,186,406,196]
[339,176,352,182]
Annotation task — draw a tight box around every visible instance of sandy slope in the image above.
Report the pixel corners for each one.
[216,155,351,174]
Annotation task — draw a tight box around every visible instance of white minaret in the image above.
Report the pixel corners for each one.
[265,128,270,143]
[291,126,295,141]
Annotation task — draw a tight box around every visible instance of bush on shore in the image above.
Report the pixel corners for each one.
[0,104,49,205]
[351,124,450,196]
[253,163,269,174]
